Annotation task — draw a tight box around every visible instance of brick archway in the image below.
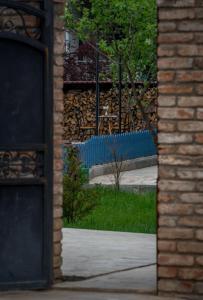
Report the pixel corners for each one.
[28,0,203,298]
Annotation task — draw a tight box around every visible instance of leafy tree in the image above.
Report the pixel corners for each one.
[65,0,157,140]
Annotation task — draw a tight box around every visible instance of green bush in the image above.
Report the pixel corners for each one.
[63,146,98,223]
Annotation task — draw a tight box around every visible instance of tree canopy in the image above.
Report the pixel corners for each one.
[65,0,157,81]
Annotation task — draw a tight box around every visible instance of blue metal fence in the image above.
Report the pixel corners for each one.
[64,130,157,169]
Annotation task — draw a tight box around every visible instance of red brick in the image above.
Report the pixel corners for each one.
[54,112,63,124]
[159,155,193,166]
[158,33,194,43]
[194,282,203,294]
[196,84,203,95]
[54,243,62,256]
[178,216,203,227]
[158,254,194,266]
[177,241,203,253]
[180,193,203,203]
[159,22,177,33]
[178,121,203,132]
[53,256,62,268]
[53,230,63,243]
[177,71,203,82]
[197,182,203,191]
[177,168,203,179]
[159,84,193,95]
[159,216,177,227]
[195,33,203,43]
[158,45,176,56]
[196,256,203,266]
[197,109,203,120]
[55,101,64,112]
[157,1,195,8]
[177,145,203,155]
[178,21,203,31]
[54,66,64,77]
[158,133,193,143]
[53,183,63,195]
[54,207,63,219]
[178,96,203,107]
[158,96,176,106]
[158,71,175,82]
[195,134,203,143]
[178,44,203,56]
[159,267,177,278]
[158,279,194,293]
[158,58,193,69]
[158,227,194,239]
[54,218,63,230]
[158,241,177,252]
[159,180,196,192]
[159,9,195,20]
[195,8,203,19]
[196,229,203,240]
[158,121,176,132]
[179,268,203,280]
[158,203,193,215]
[158,192,178,203]
[194,57,203,69]
[158,108,194,119]
[54,55,64,67]
[158,145,177,155]
[159,165,176,178]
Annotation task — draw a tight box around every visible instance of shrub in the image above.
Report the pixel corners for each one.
[63,146,98,223]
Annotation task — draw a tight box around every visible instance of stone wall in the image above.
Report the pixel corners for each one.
[157,0,203,298]
[53,0,65,281]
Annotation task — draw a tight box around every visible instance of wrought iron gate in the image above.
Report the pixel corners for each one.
[0,0,53,289]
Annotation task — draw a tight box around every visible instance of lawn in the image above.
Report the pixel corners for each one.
[63,187,156,234]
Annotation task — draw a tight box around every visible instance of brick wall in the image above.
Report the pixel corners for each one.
[53,0,65,281]
[157,0,203,298]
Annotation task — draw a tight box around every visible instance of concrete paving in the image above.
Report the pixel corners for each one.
[89,166,158,187]
[60,229,156,292]
[62,229,156,277]
[57,265,156,293]
[0,290,184,300]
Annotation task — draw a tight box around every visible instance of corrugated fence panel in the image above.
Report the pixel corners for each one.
[63,131,157,169]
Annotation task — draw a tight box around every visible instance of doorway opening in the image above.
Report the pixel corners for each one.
[60,0,158,294]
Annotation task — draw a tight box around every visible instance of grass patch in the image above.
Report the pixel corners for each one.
[63,187,156,234]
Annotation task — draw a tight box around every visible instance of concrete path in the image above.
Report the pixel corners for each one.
[62,229,156,277]
[0,290,184,300]
[89,166,158,187]
[60,229,156,292]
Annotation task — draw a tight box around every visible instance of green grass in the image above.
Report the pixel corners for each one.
[63,187,156,234]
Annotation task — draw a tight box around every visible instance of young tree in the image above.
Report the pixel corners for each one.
[63,146,98,223]
[65,0,157,140]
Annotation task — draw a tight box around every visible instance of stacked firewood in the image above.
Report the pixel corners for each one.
[63,87,157,142]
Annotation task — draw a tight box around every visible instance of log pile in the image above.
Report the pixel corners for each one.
[63,87,157,142]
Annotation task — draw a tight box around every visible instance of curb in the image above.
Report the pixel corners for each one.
[89,155,157,180]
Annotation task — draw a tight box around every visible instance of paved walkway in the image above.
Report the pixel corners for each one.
[0,290,184,300]
[89,166,158,187]
[59,229,156,293]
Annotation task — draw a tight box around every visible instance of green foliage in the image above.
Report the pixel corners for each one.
[65,0,157,81]
[64,187,156,234]
[63,146,98,223]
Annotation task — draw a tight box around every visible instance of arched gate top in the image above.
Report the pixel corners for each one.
[0,0,53,44]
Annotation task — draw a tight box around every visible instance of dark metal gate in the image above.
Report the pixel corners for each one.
[0,0,53,290]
